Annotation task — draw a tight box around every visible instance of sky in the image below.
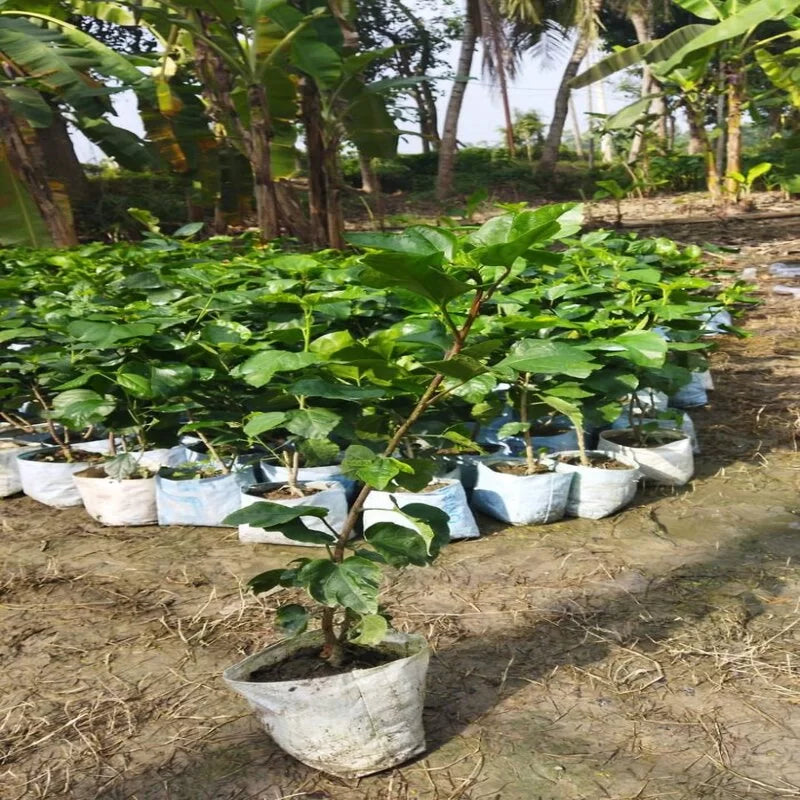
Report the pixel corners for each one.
[71,34,631,163]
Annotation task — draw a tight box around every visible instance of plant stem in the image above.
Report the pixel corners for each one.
[320,288,489,661]
[575,424,589,467]
[190,423,230,475]
[284,449,304,497]
[31,384,69,461]
[520,375,535,475]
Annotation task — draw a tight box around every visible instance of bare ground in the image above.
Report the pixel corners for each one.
[1,205,800,800]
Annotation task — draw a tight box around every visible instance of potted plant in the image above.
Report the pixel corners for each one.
[155,419,257,527]
[540,393,640,520]
[73,452,159,526]
[219,205,582,776]
[16,387,113,507]
[471,345,600,526]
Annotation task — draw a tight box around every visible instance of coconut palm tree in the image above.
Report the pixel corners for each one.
[436,0,562,199]
[536,0,603,179]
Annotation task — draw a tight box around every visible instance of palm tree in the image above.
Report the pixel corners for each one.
[436,0,557,199]
[536,0,603,179]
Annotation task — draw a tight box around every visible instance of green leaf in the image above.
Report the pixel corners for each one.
[659,0,800,73]
[349,613,388,646]
[472,221,560,267]
[276,604,308,636]
[232,350,321,387]
[395,502,450,555]
[223,501,330,528]
[570,24,711,89]
[364,522,433,566]
[341,445,409,490]
[151,363,194,396]
[243,411,288,437]
[297,438,340,467]
[672,0,722,20]
[497,421,529,439]
[286,408,341,439]
[361,252,470,306]
[391,458,436,492]
[596,331,668,368]
[495,340,599,379]
[288,377,385,401]
[66,320,156,347]
[347,225,457,259]
[424,355,488,382]
[173,221,204,238]
[51,389,115,428]
[297,556,382,615]
[248,568,291,594]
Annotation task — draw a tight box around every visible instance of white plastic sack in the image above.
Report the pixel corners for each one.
[362,479,479,540]
[260,460,356,500]
[1,441,39,497]
[700,309,732,335]
[471,459,572,526]
[610,410,699,454]
[551,450,639,519]
[155,466,256,526]
[597,429,694,486]
[73,469,157,526]
[238,481,349,545]
[223,630,429,778]
[669,372,708,408]
[17,448,100,507]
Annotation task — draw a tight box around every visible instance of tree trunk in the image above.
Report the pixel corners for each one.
[627,5,666,162]
[687,114,703,155]
[0,91,77,246]
[275,181,311,242]
[420,82,441,151]
[247,86,280,240]
[359,151,379,194]
[34,103,91,210]
[483,2,515,158]
[724,67,744,200]
[715,63,727,184]
[683,98,719,200]
[436,5,477,200]
[301,80,329,248]
[323,144,345,250]
[537,28,593,179]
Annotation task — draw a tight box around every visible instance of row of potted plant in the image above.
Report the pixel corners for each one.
[0,205,749,778]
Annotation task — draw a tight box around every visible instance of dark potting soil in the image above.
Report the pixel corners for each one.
[260,485,323,500]
[557,454,633,470]
[491,461,551,476]
[604,430,686,448]
[79,466,154,480]
[28,449,106,465]
[247,645,397,681]
[419,481,450,493]
[530,425,571,437]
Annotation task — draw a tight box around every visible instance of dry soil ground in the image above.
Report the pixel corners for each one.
[2,201,799,800]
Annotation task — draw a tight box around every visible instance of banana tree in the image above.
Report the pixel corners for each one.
[572,0,800,200]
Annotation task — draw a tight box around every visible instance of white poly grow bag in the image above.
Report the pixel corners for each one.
[238,481,349,545]
[155,466,256,526]
[260,460,356,500]
[362,478,479,540]
[73,468,157,526]
[611,410,699,454]
[598,429,694,486]
[1,440,40,497]
[551,450,639,519]
[16,447,107,508]
[471,459,573,526]
[223,629,429,778]
[669,372,708,409]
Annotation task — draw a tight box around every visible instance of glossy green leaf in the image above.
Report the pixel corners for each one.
[276,603,308,636]
[349,613,388,645]
[297,556,381,614]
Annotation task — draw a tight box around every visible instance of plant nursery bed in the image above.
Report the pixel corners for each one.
[2,209,800,799]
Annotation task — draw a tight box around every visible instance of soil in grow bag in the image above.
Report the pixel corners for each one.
[556,453,631,470]
[78,465,155,479]
[490,461,551,476]
[27,449,105,465]
[248,644,400,681]
[606,429,686,448]
[254,484,324,500]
